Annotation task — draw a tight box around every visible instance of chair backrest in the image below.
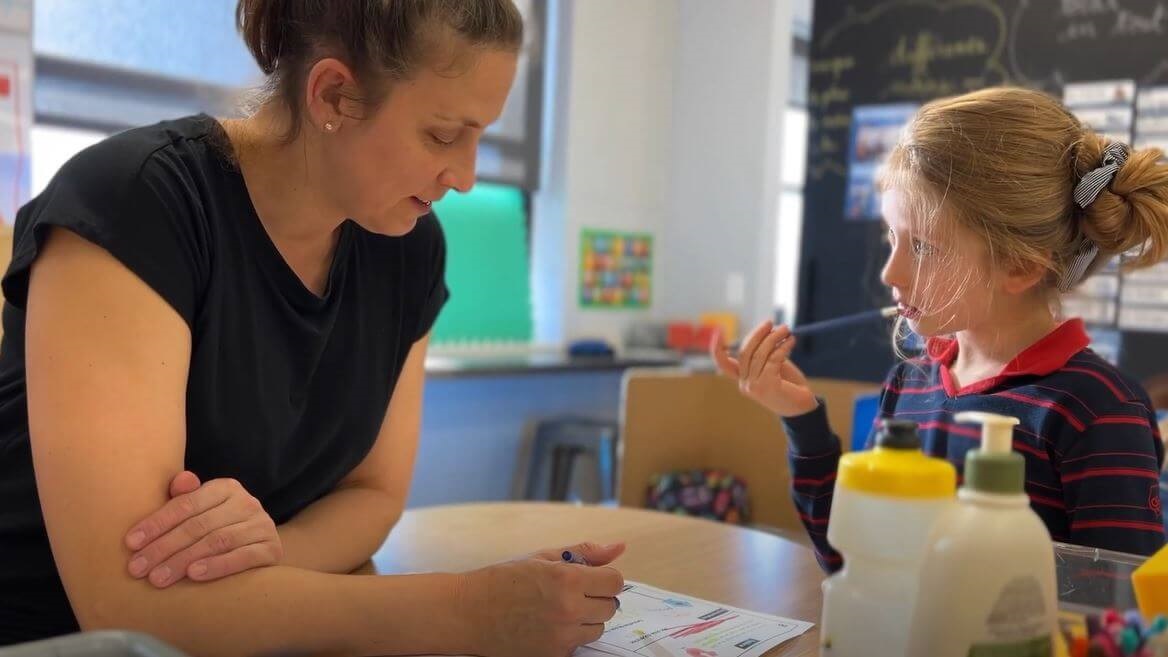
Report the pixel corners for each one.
[0,226,9,341]
[618,369,878,534]
[851,392,881,451]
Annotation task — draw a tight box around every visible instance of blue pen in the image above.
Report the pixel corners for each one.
[789,305,900,337]
[561,550,590,566]
[562,551,621,609]
[728,306,899,355]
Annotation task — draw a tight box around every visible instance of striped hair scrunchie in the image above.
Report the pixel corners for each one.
[1073,141,1129,209]
[1059,142,1130,292]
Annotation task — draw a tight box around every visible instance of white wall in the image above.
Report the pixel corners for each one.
[534,0,794,345]
[660,0,793,330]
[533,0,678,346]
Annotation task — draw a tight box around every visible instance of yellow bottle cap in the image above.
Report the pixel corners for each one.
[837,446,957,498]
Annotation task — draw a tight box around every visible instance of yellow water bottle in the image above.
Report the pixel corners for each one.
[820,418,957,657]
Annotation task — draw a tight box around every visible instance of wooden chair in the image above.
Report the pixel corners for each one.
[617,368,878,537]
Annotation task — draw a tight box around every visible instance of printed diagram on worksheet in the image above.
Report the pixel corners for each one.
[577,582,813,657]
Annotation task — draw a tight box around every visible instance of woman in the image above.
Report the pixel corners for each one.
[0,1,624,655]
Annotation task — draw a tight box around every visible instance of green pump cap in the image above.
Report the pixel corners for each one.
[955,411,1024,494]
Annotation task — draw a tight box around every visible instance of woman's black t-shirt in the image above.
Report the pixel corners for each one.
[0,115,449,644]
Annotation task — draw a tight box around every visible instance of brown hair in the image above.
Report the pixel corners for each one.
[236,0,524,140]
[877,87,1168,356]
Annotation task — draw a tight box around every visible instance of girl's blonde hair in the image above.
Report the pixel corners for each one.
[877,86,1168,353]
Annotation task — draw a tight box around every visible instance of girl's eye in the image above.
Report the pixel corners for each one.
[911,239,937,256]
[884,228,895,245]
[430,133,456,146]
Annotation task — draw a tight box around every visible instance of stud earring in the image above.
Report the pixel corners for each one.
[324,121,337,132]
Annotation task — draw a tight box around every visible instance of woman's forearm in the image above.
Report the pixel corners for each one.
[83,566,472,657]
[278,485,404,573]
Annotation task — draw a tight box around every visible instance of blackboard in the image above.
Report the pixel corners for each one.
[797,0,1168,383]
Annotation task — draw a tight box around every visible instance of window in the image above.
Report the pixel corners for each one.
[774,0,813,321]
[35,0,258,87]
[30,123,106,197]
[32,0,546,190]
[30,1,547,345]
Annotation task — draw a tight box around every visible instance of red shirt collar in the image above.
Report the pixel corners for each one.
[924,318,1091,396]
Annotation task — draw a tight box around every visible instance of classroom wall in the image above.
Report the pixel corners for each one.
[659,1,793,330]
[532,0,795,346]
[532,0,678,346]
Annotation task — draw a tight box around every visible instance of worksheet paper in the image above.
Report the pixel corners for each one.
[576,581,814,657]
[413,581,813,657]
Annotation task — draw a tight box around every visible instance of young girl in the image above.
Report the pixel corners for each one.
[714,86,1168,571]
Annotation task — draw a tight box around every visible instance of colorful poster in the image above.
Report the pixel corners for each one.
[579,229,652,309]
[843,103,918,221]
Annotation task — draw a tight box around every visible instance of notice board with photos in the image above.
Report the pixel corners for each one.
[797,0,1168,384]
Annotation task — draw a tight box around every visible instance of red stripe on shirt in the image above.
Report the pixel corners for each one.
[1074,503,1161,513]
[1062,451,1161,465]
[916,420,981,439]
[1064,362,1140,401]
[995,390,1086,431]
[1027,478,1062,493]
[1028,493,1066,510]
[1061,467,1160,484]
[790,449,841,461]
[793,472,837,487]
[1061,366,1128,401]
[1013,440,1051,461]
[1071,519,1166,533]
[798,511,829,526]
[1032,384,1098,417]
[1091,416,1152,427]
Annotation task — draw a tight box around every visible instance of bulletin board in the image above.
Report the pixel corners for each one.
[578,229,653,309]
[798,0,1168,383]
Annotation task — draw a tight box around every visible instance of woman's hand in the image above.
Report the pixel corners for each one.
[711,320,818,417]
[463,541,626,657]
[124,471,283,587]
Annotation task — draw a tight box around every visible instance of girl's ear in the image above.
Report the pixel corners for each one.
[999,257,1048,296]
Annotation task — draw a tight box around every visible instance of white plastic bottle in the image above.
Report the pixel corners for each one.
[819,419,957,657]
[906,411,1058,657]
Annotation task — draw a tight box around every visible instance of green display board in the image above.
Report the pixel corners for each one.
[429,182,533,343]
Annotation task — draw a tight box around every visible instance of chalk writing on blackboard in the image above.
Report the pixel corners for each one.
[1010,0,1168,88]
[1055,1,1165,42]
[889,32,990,80]
[808,55,855,180]
[806,0,1009,181]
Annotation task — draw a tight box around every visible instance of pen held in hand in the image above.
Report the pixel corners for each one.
[561,550,590,566]
[560,550,622,609]
[726,305,899,355]
[788,305,899,337]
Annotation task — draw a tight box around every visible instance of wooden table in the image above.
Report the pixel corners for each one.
[372,502,823,656]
